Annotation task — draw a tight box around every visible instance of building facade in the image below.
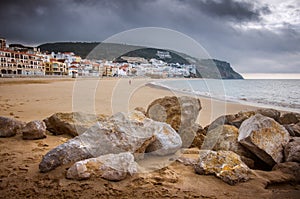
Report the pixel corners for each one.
[0,49,45,75]
[45,59,67,75]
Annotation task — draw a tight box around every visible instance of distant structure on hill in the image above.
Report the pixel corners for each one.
[0,40,243,79]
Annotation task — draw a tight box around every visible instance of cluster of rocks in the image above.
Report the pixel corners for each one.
[1,96,299,186]
[195,108,300,184]
[0,116,46,140]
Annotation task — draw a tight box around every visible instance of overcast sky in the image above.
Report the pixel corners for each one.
[0,0,299,73]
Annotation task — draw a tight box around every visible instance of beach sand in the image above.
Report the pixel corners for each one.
[0,78,299,198]
[0,77,257,126]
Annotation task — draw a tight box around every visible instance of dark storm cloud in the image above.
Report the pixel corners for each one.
[0,0,299,73]
[183,0,271,22]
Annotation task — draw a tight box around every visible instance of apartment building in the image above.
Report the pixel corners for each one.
[0,49,45,76]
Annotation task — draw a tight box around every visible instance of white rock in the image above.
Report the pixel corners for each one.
[238,114,290,166]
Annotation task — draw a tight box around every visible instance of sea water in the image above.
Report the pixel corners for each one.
[150,79,300,113]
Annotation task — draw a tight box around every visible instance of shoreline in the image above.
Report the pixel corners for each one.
[0,77,258,126]
[147,79,300,114]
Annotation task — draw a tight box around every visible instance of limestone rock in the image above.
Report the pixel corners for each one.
[284,137,300,162]
[66,152,137,181]
[39,137,92,172]
[202,125,248,156]
[194,150,251,185]
[39,111,181,172]
[284,125,296,136]
[205,115,229,131]
[256,108,281,121]
[202,125,255,168]
[145,122,182,156]
[43,112,108,137]
[22,120,47,140]
[146,96,201,132]
[292,123,300,136]
[284,123,300,137]
[178,123,206,148]
[206,111,255,131]
[278,112,299,125]
[0,116,25,137]
[229,111,256,128]
[238,114,290,166]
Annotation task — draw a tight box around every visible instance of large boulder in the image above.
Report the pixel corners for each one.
[22,120,47,140]
[206,111,255,131]
[291,123,300,136]
[255,108,281,121]
[39,111,182,172]
[145,122,182,156]
[238,114,290,166]
[284,137,300,162]
[202,125,255,168]
[194,150,251,185]
[179,123,206,148]
[43,112,108,137]
[146,96,201,132]
[0,116,25,137]
[66,152,137,181]
[39,137,93,172]
[278,112,299,125]
[112,111,182,157]
[284,123,300,137]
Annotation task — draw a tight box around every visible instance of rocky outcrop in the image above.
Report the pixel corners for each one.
[43,112,108,137]
[278,112,299,125]
[22,120,47,140]
[202,125,255,168]
[238,114,290,166]
[39,111,182,172]
[194,150,251,185]
[146,96,201,132]
[0,116,25,137]
[66,152,137,181]
[284,137,300,162]
[197,59,244,79]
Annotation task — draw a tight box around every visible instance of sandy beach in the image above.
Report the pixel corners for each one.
[0,78,299,198]
[0,77,257,126]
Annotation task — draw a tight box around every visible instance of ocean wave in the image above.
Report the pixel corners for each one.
[147,79,300,113]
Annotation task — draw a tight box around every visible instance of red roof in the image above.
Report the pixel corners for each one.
[69,65,78,69]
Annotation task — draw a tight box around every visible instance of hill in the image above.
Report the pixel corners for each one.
[38,42,243,79]
[38,42,100,58]
[115,48,189,65]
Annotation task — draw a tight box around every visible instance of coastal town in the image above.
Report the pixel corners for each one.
[0,37,197,78]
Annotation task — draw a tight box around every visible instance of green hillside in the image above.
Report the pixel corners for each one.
[37,42,243,79]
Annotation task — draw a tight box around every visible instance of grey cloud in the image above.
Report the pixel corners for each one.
[0,0,299,73]
[181,0,271,22]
